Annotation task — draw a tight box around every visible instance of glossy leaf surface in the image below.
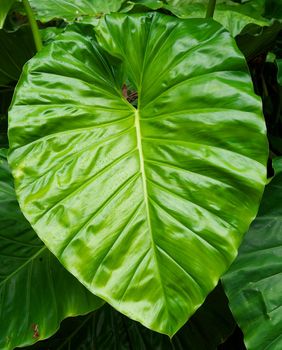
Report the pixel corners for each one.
[121,0,164,12]
[8,14,268,335]
[0,149,103,350]
[122,0,269,36]
[164,1,269,37]
[222,158,282,350]
[21,285,235,350]
[29,0,125,22]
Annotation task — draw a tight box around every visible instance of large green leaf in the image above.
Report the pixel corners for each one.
[29,0,125,22]
[21,285,235,350]
[8,14,268,336]
[0,149,103,350]
[222,158,282,350]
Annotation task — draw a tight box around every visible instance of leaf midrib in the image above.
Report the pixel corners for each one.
[134,108,168,316]
[131,13,169,320]
[134,109,151,238]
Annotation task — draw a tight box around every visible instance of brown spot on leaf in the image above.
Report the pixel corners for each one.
[122,84,138,104]
[122,84,128,99]
[32,324,39,339]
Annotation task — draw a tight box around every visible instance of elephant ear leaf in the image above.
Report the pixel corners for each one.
[222,158,282,350]
[8,13,268,336]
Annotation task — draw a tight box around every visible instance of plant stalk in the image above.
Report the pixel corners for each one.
[22,0,42,52]
[206,0,217,18]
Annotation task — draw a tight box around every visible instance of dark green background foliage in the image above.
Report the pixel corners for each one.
[20,286,235,350]
[0,0,282,349]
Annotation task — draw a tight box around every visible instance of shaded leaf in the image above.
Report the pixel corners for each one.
[269,135,282,155]
[0,25,62,148]
[265,0,282,20]
[218,326,247,350]
[0,25,35,148]
[0,87,13,148]
[171,284,235,349]
[277,58,282,85]
[0,25,35,87]
[273,156,282,174]
[236,21,282,61]
[0,0,16,28]
[222,158,282,350]
[0,149,103,350]
[8,14,267,336]
[21,284,235,350]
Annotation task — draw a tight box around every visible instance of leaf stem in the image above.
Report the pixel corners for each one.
[206,0,217,18]
[22,0,42,52]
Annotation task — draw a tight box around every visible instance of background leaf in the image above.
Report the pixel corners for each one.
[238,23,282,158]
[0,88,13,148]
[8,14,267,336]
[0,24,62,149]
[165,1,269,37]
[0,0,16,29]
[265,0,282,20]
[0,149,103,350]
[222,158,282,350]
[20,284,235,350]
[0,25,35,87]
[0,25,36,146]
[28,0,126,22]
[121,0,164,12]
[121,0,270,36]
[277,58,282,85]
[236,21,282,61]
